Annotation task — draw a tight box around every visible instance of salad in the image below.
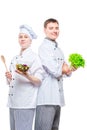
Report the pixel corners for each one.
[16,64,29,72]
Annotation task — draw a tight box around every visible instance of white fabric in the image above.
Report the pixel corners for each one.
[7,47,44,108]
[19,24,37,39]
[37,38,66,107]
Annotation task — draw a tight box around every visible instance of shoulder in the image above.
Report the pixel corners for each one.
[39,40,52,52]
[27,50,40,61]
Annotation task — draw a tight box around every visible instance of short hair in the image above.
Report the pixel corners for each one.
[44,18,59,28]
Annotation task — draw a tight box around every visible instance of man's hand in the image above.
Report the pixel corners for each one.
[62,63,72,75]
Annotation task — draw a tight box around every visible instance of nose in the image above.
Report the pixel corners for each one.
[53,29,57,32]
[21,36,25,40]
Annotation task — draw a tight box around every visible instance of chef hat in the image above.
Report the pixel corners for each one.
[19,24,37,40]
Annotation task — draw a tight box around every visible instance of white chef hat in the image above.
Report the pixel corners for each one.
[19,24,37,40]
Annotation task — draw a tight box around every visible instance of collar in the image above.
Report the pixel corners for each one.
[45,37,58,48]
[20,47,32,55]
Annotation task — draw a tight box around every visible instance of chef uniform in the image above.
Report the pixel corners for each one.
[35,38,67,130]
[7,25,44,130]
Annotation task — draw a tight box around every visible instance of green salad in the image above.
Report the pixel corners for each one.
[68,53,85,68]
[16,64,29,72]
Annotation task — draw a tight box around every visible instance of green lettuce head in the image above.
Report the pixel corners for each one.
[68,53,85,69]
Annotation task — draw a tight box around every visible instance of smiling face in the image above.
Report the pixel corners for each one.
[18,33,32,50]
[44,22,60,40]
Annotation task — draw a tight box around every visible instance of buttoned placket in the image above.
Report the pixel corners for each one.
[9,78,15,97]
[54,47,64,84]
[9,59,16,97]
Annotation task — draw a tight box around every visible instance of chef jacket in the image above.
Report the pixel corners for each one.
[37,38,68,107]
[7,47,44,109]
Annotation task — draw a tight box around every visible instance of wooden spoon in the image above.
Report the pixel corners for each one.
[1,55,8,71]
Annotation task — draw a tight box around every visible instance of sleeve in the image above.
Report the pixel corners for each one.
[38,44,63,78]
[29,56,44,82]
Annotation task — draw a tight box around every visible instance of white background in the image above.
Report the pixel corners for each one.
[0,0,87,130]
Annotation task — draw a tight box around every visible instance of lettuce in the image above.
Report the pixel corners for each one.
[68,53,85,68]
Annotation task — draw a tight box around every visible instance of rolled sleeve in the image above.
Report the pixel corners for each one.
[30,56,44,82]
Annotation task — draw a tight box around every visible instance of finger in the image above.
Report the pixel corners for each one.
[15,69,23,74]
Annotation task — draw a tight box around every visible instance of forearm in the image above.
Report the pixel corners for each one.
[24,73,41,86]
[15,69,42,86]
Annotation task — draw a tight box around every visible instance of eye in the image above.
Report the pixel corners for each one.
[24,35,28,38]
[19,35,23,38]
[49,27,53,30]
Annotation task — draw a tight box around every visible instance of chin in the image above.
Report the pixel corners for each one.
[51,38,56,41]
[51,36,57,40]
[21,47,27,50]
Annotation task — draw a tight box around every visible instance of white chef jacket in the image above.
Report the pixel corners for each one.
[37,38,67,107]
[7,47,44,109]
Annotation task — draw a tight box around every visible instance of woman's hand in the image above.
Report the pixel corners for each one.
[15,69,27,76]
[5,71,12,80]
